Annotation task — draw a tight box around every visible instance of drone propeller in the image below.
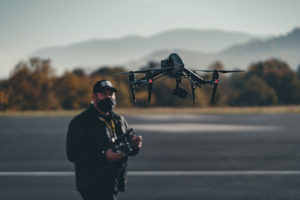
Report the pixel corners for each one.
[113,70,148,76]
[128,72,136,103]
[113,68,168,76]
[195,69,244,73]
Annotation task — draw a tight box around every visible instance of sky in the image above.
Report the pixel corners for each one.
[1,0,300,78]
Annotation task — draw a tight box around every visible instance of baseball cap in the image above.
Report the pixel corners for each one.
[93,80,118,93]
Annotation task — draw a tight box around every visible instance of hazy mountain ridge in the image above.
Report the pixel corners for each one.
[32,28,259,69]
[216,27,300,69]
[133,28,300,70]
[32,28,300,71]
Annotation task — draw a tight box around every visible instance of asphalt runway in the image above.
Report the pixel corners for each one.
[0,113,300,200]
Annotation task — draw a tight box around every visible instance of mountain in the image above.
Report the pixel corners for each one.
[31,28,259,69]
[126,48,213,69]
[217,27,300,69]
[132,28,300,70]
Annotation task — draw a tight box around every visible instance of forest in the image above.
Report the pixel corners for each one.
[0,57,300,110]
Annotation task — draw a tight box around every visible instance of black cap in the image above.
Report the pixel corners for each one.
[93,80,118,93]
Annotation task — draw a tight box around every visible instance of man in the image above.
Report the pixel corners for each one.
[66,80,143,200]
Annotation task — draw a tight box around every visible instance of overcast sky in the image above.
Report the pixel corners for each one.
[1,0,300,78]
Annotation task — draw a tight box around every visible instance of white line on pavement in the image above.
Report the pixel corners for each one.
[1,171,300,176]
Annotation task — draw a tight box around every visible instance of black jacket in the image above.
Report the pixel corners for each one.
[66,105,138,192]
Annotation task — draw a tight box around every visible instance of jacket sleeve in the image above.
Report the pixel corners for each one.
[66,117,106,165]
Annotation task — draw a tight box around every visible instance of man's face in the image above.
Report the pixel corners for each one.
[92,89,116,113]
[94,89,115,101]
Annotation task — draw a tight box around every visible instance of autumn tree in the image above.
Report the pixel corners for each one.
[0,80,10,110]
[229,75,278,106]
[247,59,300,104]
[229,59,300,106]
[54,72,92,109]
[2,58,59,110]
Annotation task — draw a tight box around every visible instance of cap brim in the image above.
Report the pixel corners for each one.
[102,86,118,92]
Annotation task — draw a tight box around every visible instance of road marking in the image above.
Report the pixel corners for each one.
[1,171,300,176]
[129,171,300,176]
[0,172,74,176]
[131,123,280,133]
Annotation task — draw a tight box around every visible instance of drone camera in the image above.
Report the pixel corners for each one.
[172,87,187,98]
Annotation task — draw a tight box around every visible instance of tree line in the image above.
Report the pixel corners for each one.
[0,57,300,110]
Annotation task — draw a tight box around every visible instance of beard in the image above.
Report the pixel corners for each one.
[96,97,116,113]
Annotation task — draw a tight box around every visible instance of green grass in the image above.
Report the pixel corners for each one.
[1,106,300,116]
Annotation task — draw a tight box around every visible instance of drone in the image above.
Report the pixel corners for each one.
[114,53,244,104]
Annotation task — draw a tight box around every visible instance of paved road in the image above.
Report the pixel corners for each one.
[0,113,300,200]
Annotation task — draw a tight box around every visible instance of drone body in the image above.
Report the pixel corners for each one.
[114,53,244,104]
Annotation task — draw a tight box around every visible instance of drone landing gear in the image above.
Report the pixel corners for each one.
[129,72,136,103]
[191,83,196,103]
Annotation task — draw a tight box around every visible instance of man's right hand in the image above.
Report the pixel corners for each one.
[105,148,124,161]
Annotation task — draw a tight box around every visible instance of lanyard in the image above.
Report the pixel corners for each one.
[99,116,117,142]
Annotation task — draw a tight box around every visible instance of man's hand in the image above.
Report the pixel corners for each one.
[105,149,124,161]
[131,136,143,150]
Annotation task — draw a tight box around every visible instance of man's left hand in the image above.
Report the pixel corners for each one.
[131,136,143,150]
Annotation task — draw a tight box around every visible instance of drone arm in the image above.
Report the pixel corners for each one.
[149,68,169,79]
[183,68,209,85]
[132,68,168,86]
